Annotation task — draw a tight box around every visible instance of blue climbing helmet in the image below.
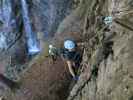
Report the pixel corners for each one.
[64,40,76,50]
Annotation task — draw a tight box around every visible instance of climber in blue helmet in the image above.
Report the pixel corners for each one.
[61,40,82,80]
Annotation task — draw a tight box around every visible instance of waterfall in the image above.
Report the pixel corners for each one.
[0,0,17,50]
[21,0,40,55]
[0,0,12,28]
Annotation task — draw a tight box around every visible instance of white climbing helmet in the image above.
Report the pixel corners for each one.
[49,44,53,48]
[104,16,113,25]
[64,40,75,50]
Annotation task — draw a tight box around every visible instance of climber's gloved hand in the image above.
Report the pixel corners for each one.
[73,76,79,81]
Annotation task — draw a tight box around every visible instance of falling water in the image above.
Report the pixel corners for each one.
[21,0,40,55]
[0,0,12,28]
[0,0,17,50]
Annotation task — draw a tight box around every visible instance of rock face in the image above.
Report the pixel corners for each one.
[0,0,22,56]
[67,0,133,100]
[30,0,73,37]
[0,0,133,100]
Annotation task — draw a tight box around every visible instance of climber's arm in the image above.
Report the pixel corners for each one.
[66,60,75,77]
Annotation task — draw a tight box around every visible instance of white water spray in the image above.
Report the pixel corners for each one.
[21,0,40,55]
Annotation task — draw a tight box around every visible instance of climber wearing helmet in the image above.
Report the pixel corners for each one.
[61,40,82,80]
[48,44,58,63]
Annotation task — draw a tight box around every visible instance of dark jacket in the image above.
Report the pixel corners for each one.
[60,49,82,67]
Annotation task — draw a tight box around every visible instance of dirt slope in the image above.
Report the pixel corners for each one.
[2,56,72,100]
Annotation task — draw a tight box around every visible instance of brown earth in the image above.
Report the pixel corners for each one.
[1,56,72,100]
[0,46,76,100]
